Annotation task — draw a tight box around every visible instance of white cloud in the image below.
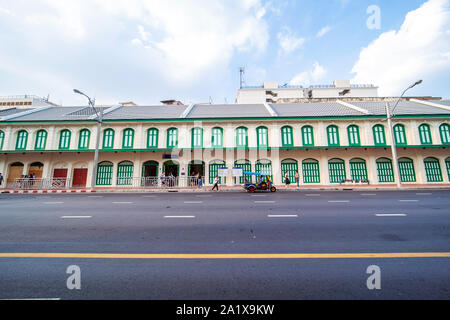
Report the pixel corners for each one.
[351,0,450,96]
[316,26,332,38]
[277,28,306,55]
[290,62,327,86]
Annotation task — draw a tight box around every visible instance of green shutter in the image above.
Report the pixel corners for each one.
[281,126,293,147]
[147,129,159,149]
[440,124,450,145]
[257,127,268,148]
[96,162,113,186]
[419,124,433,145]
[212,128,223,148]
[373,125,386,146]
[35,130,47,150]
[209,161,226,184]
[281,160,298,183]
[103,129,115,149]
[398,159,416,183]
[328,159,346,183]
[302,160,320,184]
[446,159,450,181]
[0,131,4,150]
[192,128,203,148]
[302,126,314,147]
[167,128,178,148]
[376,159,395,183]
[122,129,134,149]
[234,160,252,184]
[347,126,360,146]
[117,162,134,185]
[255,160,273,181]
[350,160,368,181]
[394,124,407,145]
[236,127,248,148]
[16,131,28,150]
[327,126,340,146]
[78,130,90,149]
[424,158,443,182]
[59,130,71,150]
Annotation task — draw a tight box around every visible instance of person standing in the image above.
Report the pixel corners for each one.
[212,175,219,191]
[0,173,3,186]
[284,171,290,186]
[160,172,166,187]
[295,171,300,189]
[197,174,202,188]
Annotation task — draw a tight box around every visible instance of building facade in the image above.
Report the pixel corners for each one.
[0,99,449,189]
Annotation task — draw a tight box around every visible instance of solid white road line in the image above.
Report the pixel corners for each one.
[88,196,104,198]
[254,201,276,204]
[164,216,196,219]
[43,202,64,204]
[305,194,321,196]
[416,193,432,195]
[0,298,61,301]
[184,201,203,204]
[268,215,298,218]
[113,202,133,204]
[328,200,350,203]
[375,214,407,217]
[399,200,419,202]
[361,194,377,196]
[61,216,92,219]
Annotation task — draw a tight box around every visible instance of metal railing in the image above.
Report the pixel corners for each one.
[115,176,205,189]
[9,178,72,190]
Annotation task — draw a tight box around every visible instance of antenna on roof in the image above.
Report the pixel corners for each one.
[240,67,245,89]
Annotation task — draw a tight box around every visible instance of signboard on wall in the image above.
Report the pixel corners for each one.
[232,167,243,177]
[218,167,229,177]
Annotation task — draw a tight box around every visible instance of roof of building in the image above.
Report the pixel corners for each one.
[1,100,449,122]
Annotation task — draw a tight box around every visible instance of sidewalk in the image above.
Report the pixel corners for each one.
[2,183,450,194]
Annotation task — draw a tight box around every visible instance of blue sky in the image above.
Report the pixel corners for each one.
[0,0,449,106]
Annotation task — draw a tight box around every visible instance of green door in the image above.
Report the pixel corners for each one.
[96,162,113,186]
[350,159,368,181]
[255,160,273,181]
[328,159,346,183]
[209,160,225,184]
[117,161,134,186]
[424,158,443,182]
[281,160,298,183]
[302,159,320,184]
[376,159,395,183]
[398,158,416,183]
[234,160,252,184]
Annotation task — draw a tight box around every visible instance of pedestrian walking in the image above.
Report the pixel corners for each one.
[284,171,291,186]
[197,174,203,188]
[212,175,219,191]
[295,171,300,188]
[0,173,3,186]
[160,172,166,187]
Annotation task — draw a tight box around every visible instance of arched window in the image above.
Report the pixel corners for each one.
[257,126,269,148]
[302,159,320,184]
[15,130,28,151]
[0,130,4,150]
[439,124,450,145]
[211,127,223,148]
[167,128,178,149]
[327,125,340,147]
[96,161,114,186]
[191,127,203,149]
[281,126,293,147]
[234,159,252,184]
[117,161,134,185]
[78,129,91,150]
[122,129,135,149]
[281,159,298,182]
[147,128,159,149]
[350,158,368,181]
[255,159,273,181]
[328,158,346,183]
[424,157,443,182]
[103,129,115,149]
[446,157,450,181]
[398,158,416,183]
[347,125,360,146]
[373,124,386,146]
[35,130,48,150]
[236,127,248,148]
[419,124,433,145]
[302,126,314,147]
[209,160,226,185]
[376,158,395,183]
[393,124,407,146]
[59,130,71,150]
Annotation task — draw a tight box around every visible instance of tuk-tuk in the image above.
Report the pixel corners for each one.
[243,172,277,193]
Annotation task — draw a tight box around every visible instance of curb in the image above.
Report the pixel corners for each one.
[1,189,96,194]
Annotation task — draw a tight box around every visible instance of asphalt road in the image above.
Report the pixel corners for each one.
[0,190,449,300]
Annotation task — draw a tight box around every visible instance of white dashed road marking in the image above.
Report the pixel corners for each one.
[328,200,350,203]
[61,216,92,219]
[164,216,196,219]
[375,214,407,217]
[113,202,133,204]
[254,201,276,204]
[361,194,377,196]
[184,201,203,204]
[305,194,321,197]
[268,215,298,218]
[43,202,64,204]
[416,193,432,195]
[399,200,419,202]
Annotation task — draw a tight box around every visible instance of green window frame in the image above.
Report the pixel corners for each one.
[419,124,433,145]
[236,127,248,148]
[211,127,223,148]
[78,129,91,150]
[147,128,159,149]
[117,161,134,186]
[302,159,320,184]
[424,157,443,182]
[446,158,450,181]
[34,130,48,150]
[58,130,71,150]
[102,129,115,149]
[96,161,114,186]
[376,158,395,183]
[398,158,416,183]
[122,129,135,149]
[167,128,178,149]
[327,125,340,147]
[281,159,298,183]
[373,125,386,146]
[439,124,450,145]
[257,126,269,148]
[255,159,273,181]
[394,124,407,146]
[302,126,314,147]
[191,127,203,149]
[350,159,368,181]
[347,125,361,146]
[15,130,28,151]
[281,126,293,147]
[0,130,4,150]
[209,160,226,185]
[234,159,252,184]
[328,158,346,183]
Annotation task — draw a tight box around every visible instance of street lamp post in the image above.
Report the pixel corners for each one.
[386,80,422,188]
[74,89,102,191]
